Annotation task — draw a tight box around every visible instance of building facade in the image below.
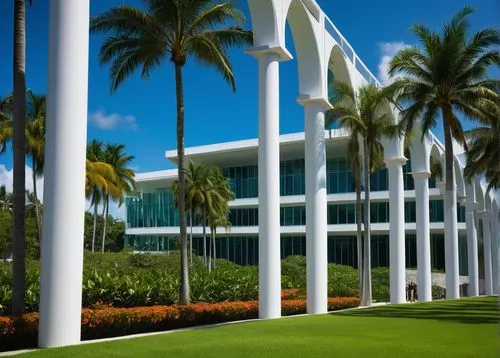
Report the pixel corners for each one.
[125,131,474,273]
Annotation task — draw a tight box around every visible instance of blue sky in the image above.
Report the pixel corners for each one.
[0,0,498,202]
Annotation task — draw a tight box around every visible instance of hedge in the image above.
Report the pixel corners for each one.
[0,297,359,352]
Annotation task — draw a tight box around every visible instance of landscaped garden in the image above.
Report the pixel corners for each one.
[0,252,457,351]
[7,296,497,357]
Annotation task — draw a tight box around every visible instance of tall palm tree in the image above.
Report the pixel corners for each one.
[100,144,137,253]
[464,114,500,190]
[387,6,499,297]
[86,140,106,253]
[328,83,395,306]
[90,0,252,304]
[11,0,33,314]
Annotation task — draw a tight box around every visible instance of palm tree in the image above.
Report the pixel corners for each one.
[85,159,116,197]
[173,161,209,266]
[90,0,252,304]
[25,92,45,244]
[100,144,137,253]
[327,83,395,306]
[11,0,32,314]
[172,161,213,266]
[206,167,233,271]
[464,114,500,190]
[86,140,106,253]
[387,7,499,297]
[326,87,364,297]
[0,186,13,214]
[0,91,46,244]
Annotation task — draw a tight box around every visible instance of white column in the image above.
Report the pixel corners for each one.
[442,183,460,299]
[299,99,329,314]
[491,209,499,294]
[39,0,89,348]
[386,157,406,304]
[479,212,493,295]
[252,50,281,319]
[413,172,431,302]
[464,202,479,296]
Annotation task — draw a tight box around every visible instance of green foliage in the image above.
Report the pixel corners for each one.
[83,212,125,253]
[0,253,374,315]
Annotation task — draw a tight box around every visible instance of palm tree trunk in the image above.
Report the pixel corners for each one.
[175,62,189,305]
[11,0,26,316]
[362,139,372,306]
[355,168,363,297]
[91,194,98,253]
[202,209,207,267]
[101,197,108,254]
[32,156,42,246]
[212,230,216,270]
[190,209,193,266]
[443,106,458,298]
[208,226,212,273]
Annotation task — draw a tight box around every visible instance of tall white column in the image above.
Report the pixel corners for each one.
[479,212,493,295]
[386,157,406,304]
[464,202,479,296]
[413,172,431,302]
[299,99,329,314]
[250,50,281,319]
[443,183,460,299]
[39,0,89,348]
[491,209,499,294]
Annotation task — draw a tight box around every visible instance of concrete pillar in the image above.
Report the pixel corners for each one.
[248,45,291,319]
[413,172,432,302]
[39,0,90,348]
[464,202,479,296]
[299,98,329,314]
[479,212,493,295]
[386,157,407,304]
[491,208,499,294]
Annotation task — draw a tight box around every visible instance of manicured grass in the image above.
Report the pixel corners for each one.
[19,296,498,357]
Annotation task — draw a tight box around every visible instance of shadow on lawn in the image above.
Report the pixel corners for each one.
[335,297,499,325]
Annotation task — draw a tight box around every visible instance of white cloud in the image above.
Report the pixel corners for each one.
[0,164,126,220]
[0,164,44,200]
[377,42,410,85]
[89,110,138,131]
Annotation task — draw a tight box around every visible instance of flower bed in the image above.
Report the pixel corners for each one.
[0,297,359,352]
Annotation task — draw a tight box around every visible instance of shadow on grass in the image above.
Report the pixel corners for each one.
[335,296,499,325]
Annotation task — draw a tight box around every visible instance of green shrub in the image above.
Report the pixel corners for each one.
[0,253,370,315]
[372,267,390,302]
[328,264,359,297]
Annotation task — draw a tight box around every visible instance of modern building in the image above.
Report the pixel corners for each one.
[126,131,469,270]
[124,129,498,297]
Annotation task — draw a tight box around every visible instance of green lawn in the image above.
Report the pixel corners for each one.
[20,296,498,358]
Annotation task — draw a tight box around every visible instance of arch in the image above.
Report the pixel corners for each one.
[247,0,280,48]
[327,45,354,95]
[285,0,325,99]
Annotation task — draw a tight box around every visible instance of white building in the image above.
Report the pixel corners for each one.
[125,130,499,303]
